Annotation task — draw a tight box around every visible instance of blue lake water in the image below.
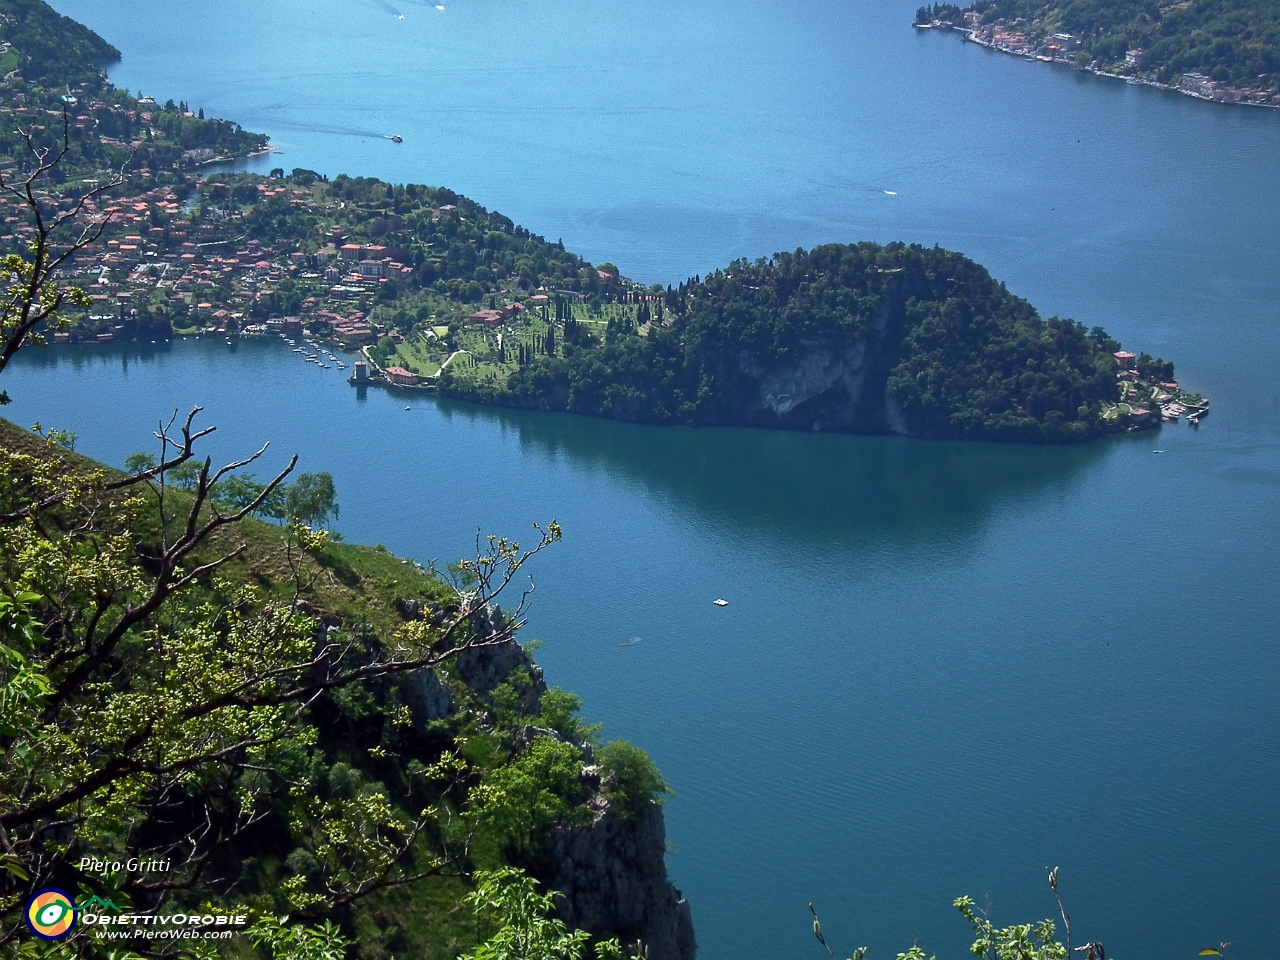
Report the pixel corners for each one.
[16,1,1280,958]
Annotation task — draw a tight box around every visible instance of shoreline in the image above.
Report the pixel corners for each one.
[918,22,1280,110]
[194,143,279,167]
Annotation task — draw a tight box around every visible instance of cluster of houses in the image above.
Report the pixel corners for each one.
[937,15,1086,63]
[468,302,527,327]
[1177,73,1280,106]
[5,177,400,344]
[315,236,416,284]
[9,160,622,355]
[1111,350,1208,427]
[0,89,143,150]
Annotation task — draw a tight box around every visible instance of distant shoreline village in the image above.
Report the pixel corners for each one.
[917,15,1280,109]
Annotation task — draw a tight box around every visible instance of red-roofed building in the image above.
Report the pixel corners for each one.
[384,366,423,385]
[469,309,504,327]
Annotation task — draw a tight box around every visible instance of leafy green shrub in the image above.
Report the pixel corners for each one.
[476,737,587,852]
[286,847,321,878]
[597,740,670,821]
[327,761,363,798]
[462,867,621,960]
[539,687,602,743]
[490,667,539,727]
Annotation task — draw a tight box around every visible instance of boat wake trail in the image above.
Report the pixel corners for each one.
[358,0,405,17]
[256,117,391,140]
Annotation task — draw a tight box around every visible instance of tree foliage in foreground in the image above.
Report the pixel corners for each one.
[0,414,565,956]
[461,868,621,960]
[811,869,1121,960]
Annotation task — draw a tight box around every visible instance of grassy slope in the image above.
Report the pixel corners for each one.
[0,417,450,634]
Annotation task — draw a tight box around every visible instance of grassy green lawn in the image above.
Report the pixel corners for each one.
[379,296,650,389]
[390,334,444,376]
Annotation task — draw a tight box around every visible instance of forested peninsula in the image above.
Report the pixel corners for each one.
[1,0,1196,444]
[916,0,1280,106]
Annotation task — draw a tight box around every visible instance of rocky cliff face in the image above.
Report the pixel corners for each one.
[727,296,910,435]
[542,790,696,960]
[396,601,695,957]
[399,600,547,728]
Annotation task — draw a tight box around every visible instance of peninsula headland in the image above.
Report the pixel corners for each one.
[3,0,1201,449]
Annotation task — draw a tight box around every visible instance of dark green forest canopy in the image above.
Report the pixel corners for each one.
[493,243,1132,443]
[917,0,1280,92]
[0,0,119,87]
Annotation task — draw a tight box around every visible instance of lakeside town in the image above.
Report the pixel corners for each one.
[1104,350,1209,429]
[6,167,1208,434]
[917,13,1280,108]
[3,165,658,389]
[3,176,380,346]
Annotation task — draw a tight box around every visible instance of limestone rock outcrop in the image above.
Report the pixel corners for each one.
[542,799,696,960]
[399,601,547,728]
[394,599,693,956]
[728,298,903,434]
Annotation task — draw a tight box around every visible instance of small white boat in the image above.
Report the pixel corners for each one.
[405,406,411,410]
[713,598,729,607]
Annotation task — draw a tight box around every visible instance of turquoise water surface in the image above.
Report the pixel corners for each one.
[14,0,1280,958]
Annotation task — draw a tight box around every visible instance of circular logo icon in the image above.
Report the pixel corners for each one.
[25,889,77,940]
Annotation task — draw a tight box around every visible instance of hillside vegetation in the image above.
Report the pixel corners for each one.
[446,243,1140,443]
[0,0,118,86]
[0,417,672,958]
[0,0,266,181]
